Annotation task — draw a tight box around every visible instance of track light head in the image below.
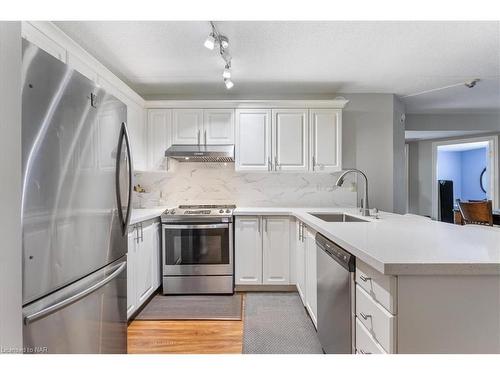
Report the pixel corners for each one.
[222,65,231,79]
[224,78,234,90]
[465,79,480,88]
[204,34,215,50]
[219,36,229,49]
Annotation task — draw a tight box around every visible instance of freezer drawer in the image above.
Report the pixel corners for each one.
[22,257,127,354]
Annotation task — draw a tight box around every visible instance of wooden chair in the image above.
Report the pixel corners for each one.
[458,200,493,226]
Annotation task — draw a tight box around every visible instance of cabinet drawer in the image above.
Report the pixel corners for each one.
[355,318,387,354]
[356,285,396,353]
[356,259,397,314]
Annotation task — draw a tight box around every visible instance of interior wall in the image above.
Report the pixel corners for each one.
[461,148,488,201]
[437,150,463,202]
[393,96,407,214]
[408,134,499,217]
[406,113,500,132]
[341,93,405,213]
[0,21,22,352]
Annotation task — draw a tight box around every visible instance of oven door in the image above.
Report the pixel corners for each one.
[162,223,233,276]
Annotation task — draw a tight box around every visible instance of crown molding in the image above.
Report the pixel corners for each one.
[145,99,349,109]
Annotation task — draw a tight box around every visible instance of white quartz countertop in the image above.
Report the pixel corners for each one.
[130,207,168,225]
[234,207,500,276]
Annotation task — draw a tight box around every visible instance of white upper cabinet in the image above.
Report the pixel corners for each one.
[147,109,171,170]
[272,109,309,172]
[310,109,342,172]
[203,109,234,144]
[235,109,272,171]
[235,216,263,285]
[22,22,66,62]
[127,103,147,171]
[172,109,203,145]
[262,217,290,284]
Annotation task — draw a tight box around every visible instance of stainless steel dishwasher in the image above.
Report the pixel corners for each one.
[316,233,356,354]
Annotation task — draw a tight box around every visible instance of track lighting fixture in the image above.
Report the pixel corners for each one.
[204,22,234,89]
[224,78,234,89]
[204,33,215,50]
[403,78,481,98]
[223,64,231,79]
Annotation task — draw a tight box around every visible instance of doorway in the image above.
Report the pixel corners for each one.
[432,136,498,221]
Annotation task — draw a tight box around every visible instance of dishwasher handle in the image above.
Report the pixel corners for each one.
[316,233,355,272]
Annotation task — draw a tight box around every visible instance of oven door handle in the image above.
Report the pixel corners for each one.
[162,224,229,229]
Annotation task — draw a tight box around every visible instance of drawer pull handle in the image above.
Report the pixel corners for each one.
[360,312,372,320]
[359,349,372,354]
[360,275,371,282]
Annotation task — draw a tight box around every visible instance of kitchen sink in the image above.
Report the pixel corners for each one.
[308,213,368,222]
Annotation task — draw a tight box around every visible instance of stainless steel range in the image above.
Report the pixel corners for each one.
[161,205,236,294]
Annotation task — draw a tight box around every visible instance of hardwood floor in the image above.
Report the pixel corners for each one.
[127,294,245,354]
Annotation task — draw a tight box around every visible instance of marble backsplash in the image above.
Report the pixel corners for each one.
[133,162,357,208]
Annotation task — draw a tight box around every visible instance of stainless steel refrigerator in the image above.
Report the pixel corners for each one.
[21,40,132,354]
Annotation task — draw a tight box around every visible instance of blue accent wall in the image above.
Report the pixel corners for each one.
[437,150,462,202]
[461,148,487,200]
[437,147,488,203]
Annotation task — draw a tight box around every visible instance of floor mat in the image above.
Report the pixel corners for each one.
[135,294,242,320]
[243,292,323,354]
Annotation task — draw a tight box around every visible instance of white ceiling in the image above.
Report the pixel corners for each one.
[55,21,500,113]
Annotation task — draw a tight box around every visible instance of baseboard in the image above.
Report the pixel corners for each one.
[235,284,298,292]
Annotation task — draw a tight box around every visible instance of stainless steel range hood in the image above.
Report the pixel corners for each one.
[165,144,234,162]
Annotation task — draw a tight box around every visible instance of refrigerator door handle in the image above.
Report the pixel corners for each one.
[116,122,134,235]
[24,261,126,325]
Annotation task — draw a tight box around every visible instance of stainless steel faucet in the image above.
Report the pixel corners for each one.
[335,169,370,216]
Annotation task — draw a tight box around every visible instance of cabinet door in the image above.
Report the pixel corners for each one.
[127,103,147,171]
[235,109,272,171]
[151,222,161,289]
[305,226,317,327]
[272,109,309,172]
[235,216,262,285]
[310,109,342,172]
[172,109,203,144]
[203,109,234,145]
[296,221,307,304]
[22,22,66,62]
[262,217,290,284]
[147,109,171,170]
[137,223,155,306]
[127,229,137,319]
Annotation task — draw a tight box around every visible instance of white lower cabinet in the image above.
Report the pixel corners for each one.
[294,220,317,327]
[355,318,387,354]
[235,216,263,285]
[304,225,318,327]
[127,220,161,319]
[355,259,397,354]
[126,232,137,318]
[234,216,290,286]
[295,221,306,303]
[263,217,290,284]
